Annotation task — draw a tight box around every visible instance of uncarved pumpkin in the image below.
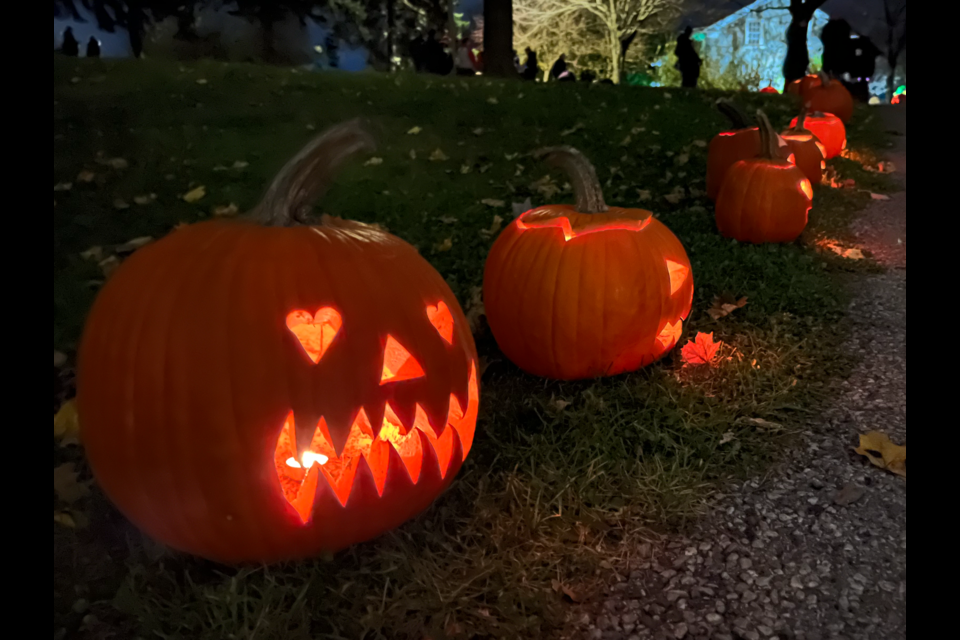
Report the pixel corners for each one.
[781,108,826,186]
[789,111,846,159]
[707,99,790,201]
[77,121,480,563]
[804,73,854,123]
[786,74,822,98]
[483,147,694,380]
[716,111,813,244]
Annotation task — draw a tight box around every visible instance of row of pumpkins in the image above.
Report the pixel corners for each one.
[74,74,853,563]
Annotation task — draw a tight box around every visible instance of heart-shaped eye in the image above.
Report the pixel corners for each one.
[286,308,342,364]
[426,301,454,344]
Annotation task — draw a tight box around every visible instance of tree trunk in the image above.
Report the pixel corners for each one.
[609,32,621,84]
[483,0,517,78]
[128,1,145,58]
[448,0,458,76]
[783,0,826,85]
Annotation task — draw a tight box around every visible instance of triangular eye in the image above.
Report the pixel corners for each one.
[286,308,342,364]
[426,301,455,344]
[665,260,689,296]
[380,335,425,384]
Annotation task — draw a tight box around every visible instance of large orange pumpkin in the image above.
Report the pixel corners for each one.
[788,111,846,159]
[483,147,694,380]
[781,108,826,186]
[716,111,813,244]
[707,99,790,201]
[804,73,854,123]
[77,121,480,563]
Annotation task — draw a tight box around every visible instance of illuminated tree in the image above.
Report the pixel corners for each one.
[514,0,674,84]
[882,0,906,103]
[783,0,826,86]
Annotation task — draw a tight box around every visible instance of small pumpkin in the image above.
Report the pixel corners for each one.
[788,110,846,159]
[781,108,826,186]
[786,74,822,98]
[707,99,790,201]
[77,121,480,563]
[759,86,780,94]
[804,72,854,123]
[716,110,813,244]
[483,147,694,380]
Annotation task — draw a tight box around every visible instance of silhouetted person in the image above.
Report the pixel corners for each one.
[550,54,568,81]
[410,34,426,72]
[783,20,809,88]
[85,37,100,58]
[61,27,79,57]
[821,19,853,79]
[423,30,452,75]
[581,70,597,83]
[521,47,539,81]
[848,36,881,102]
[674,26,702,88]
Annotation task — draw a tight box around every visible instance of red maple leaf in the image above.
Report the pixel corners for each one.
[681,332,722,367]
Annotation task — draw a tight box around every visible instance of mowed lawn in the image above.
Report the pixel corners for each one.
[54,57,896,640]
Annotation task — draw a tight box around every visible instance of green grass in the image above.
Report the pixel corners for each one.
[54,57,896,640]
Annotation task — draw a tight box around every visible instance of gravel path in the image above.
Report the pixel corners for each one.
[576,107,907,640]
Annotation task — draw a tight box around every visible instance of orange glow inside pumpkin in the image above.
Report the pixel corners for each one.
[274,363,480,524]
[516,214,652,241]
[799,179,814,200]
[286,308,342,364]
[380,336,425,384]
[656,320,683,351]
[426,301,455,344]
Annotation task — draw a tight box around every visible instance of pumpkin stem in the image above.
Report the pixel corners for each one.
[786,106,809,134]
[533,146,609,214]
[716,98,752,130]
[252,119,377,226]
[755,110,781,160]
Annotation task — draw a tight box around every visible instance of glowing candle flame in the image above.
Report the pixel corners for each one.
[285,452,330,469]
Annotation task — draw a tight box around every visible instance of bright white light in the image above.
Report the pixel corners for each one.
[285,452,330,469]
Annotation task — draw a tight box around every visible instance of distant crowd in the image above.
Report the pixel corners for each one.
[58,27,100,58]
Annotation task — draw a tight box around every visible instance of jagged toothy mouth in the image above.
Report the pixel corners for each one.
[274,365,478,524]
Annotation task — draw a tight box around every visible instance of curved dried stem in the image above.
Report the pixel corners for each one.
[716,99,752,130]
[534,146,609,214]
[252,119,377,227]
[755,110,781,160]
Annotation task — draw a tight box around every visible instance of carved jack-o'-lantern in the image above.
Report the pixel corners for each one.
[77,121,480,563]
[483,147,694,380]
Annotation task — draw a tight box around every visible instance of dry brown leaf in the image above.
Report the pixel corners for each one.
[854,431,906,477]
[530,175,560,199]
[115,236,154,254]
[636,190,652,202]
[487,97,499,105]
[481,199,505,208]
[465,286,485,336]
[434,238,453,252]
[54,350,67,368]
[80,246,104,262]
[720,431,737,445]
[620,135,632,147]
[407,126,422,135]
[54,511,77,528]
[737,417,784,432]
[676,153,690,166]
[504,153,519,161]
[692,139,707,148]
[364,157,384,166]
[98,255,121,279]
[429,149,449,162]
[232,161,249,170]
[113,198,130,210]
[664,187,685,204]
[707,292,749,320]
[54,400,80,440]
[552,579,582,603]
[76,170,97,183]
[438,216,458,225]
[460,164,472,174]
[561,123,584,137]
[98,157,128,170]
[212,203,240,217]
[480,215,504,239]
[868,192,890,201]
[512,199,532,217]
[473,128,485,136]
[54,463,91,504]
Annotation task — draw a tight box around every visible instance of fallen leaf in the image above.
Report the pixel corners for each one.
[842,248,865,260]
[113,198,130,210]
[407,126,422,135]
[551,398,572,412]
[620,135,632,147]
[561,123,584,137]
[833,483,865,506]
[80,246,104,262]
[54,182,73,192]
[76,171,96,183]
[707,293,748,320]
[429,149,449,162]
[487,97,499,105]
[481,199,505,208]
[460,164,472,174]
[98,256,121,279]
[54,400,80,440]
[681,332,723,368]
[54,350,67,368]
[631,127,646,135]
[552,579,582,603]
[530,175,560,199]
[115,236,154,254]
[512,199,532,218]
[182,186,206,203]
[196,78,208,85]
[720,431,736,445]
[54,463,90,504]
[737,417,784,432]
[212,203,239,217]
[692,139,707,148]
[504,153,519,161]
[636,190,652,202]
[364,157,384,166]
[479,164,492,174]
[98,157,128,170]
[465,286,485,335]
[133,194,157,206]
[54,511,77,528]
[854,431,906,477]
[480,215,504,238]
[675,153,690,166]
[868,192,890,201]
[434,238,453,252]
[439,216,458,225]
[232,161,249,170]
[664,187,685,204]
[473,128,485,136]
[409,150,417,160]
